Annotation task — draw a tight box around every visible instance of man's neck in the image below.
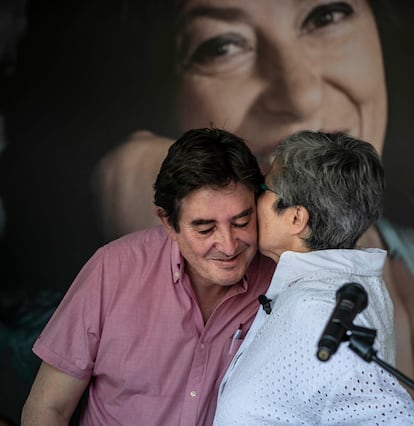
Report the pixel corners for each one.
[193,284,233,324]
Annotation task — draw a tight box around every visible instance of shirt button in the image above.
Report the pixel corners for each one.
[174,271,180,278]
[200,344,205,349]
[190,391,197,397]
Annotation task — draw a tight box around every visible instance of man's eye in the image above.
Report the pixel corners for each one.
[233,222,249,229]
[179,33,251,70]
[198,227,215,235]
[302,2,354,33]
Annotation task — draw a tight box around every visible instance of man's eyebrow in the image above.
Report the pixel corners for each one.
[232,207,253,221]
[190,208,253,227]
[191,218,216,227]
[176,5,249,28]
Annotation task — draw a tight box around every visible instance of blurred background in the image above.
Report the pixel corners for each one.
[0,1,413,423]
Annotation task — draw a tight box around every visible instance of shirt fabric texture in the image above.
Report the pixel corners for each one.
[214,248,414,425]
[33,225,275,426]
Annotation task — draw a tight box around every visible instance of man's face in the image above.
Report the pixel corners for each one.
[165,182,258,291]
[174,0,387,171]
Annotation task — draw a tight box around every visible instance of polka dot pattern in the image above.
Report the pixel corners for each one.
[214,253,414,425]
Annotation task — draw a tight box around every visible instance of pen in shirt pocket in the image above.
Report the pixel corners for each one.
[228,323,243,354]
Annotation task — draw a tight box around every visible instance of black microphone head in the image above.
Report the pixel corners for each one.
[336,282,368,313]
[258,294,268,305]
[258,294,272,314]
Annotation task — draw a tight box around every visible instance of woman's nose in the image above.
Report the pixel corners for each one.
[257,40,322,122]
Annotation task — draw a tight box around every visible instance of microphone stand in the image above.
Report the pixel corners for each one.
[344,324,414,391]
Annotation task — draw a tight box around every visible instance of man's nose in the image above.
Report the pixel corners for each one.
[215,229,238,256]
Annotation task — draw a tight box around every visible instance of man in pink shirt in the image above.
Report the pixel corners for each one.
[21,127,275,425]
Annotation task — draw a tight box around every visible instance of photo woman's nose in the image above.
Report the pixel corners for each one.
[258,40,322,122]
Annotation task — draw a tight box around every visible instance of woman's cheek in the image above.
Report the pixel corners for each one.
[175,75,261,132]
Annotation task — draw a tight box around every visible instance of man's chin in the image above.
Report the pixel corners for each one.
[213,267,246,287]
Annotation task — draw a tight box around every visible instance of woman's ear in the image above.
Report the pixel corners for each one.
[291,205,310,236]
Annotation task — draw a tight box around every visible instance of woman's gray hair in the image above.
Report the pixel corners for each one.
[269,131,385,250]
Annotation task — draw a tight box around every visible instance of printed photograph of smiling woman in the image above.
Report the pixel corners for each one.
[93,0,413,237]
[2,0,414,421]
[90,0,414,380]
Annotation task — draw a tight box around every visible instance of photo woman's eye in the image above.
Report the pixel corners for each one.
[177,32,253,72]
[302,1,354,33]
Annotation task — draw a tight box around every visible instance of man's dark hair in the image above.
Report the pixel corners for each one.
[154,127,263,231]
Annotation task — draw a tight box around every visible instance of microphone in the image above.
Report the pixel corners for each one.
[258,294,272,314]
[316,283,368,362]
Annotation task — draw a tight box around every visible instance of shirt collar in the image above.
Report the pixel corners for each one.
[266,248,387,299]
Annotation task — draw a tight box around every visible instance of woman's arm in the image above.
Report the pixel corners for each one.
[92,131,173,240]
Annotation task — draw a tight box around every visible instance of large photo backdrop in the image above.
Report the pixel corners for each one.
[1,0,414,423]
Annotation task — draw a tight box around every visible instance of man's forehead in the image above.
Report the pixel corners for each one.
[177,182,255,221]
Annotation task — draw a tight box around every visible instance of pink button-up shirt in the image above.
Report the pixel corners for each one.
[33,226,274,425]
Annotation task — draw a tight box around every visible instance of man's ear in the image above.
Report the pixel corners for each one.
[156,207,177,241]
[291,205,309,236]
